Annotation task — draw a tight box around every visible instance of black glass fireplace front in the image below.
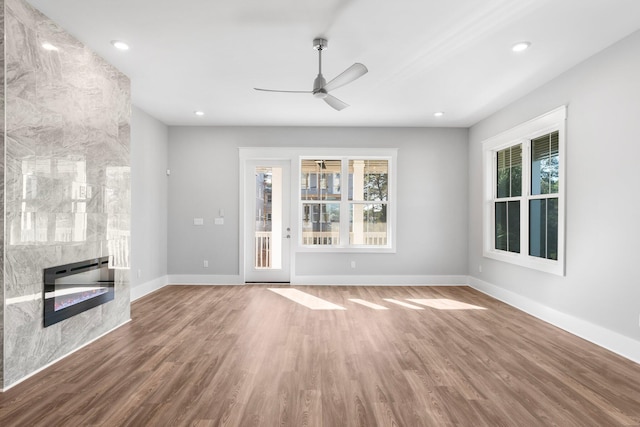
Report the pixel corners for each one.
[43,256,115,327]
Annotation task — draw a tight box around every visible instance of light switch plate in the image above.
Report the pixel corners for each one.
[214,218,224,225]
[193,218,204,225]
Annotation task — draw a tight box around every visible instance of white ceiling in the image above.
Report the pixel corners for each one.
[25,0,640,127]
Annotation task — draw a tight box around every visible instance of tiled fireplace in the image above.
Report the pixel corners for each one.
[0,0,131,388]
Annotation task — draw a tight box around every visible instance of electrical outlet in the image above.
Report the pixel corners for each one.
[203,260,209,268]
[478,264,482,273]
[137,269,142,278]
[350,261,356,269]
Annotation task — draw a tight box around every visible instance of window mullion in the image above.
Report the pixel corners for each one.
[491,152,498,251]
[521,140,530,258]
[529,193,558,200]
[492,152,498,199]
[340,158,349,246]
[545,199,549,259]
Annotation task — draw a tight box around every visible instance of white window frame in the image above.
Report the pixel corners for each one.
[482,106,566,276]
[297,148,397,253]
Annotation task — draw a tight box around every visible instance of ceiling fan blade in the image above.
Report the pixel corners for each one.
[254,88,312,93]
[323,63,368,92]
[323,94,349,111]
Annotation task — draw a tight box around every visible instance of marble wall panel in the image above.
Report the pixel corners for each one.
[2,0,131,387]
[0,0,5,387]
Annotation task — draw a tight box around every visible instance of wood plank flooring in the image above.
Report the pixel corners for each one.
[1,285,640,426]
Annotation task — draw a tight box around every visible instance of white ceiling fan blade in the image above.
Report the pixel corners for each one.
[323,94,349,111]
[323,63,368,92]
[254,88,312,93]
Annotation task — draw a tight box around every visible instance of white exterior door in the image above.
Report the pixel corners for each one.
[244,160,291,282]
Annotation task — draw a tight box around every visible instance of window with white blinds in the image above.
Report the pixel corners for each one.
[482,107,566,276]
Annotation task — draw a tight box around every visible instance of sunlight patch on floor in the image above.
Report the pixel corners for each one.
[348,299,389,310]
[268,288,346,310]
[383,299,424,310]
[407,298,487,310]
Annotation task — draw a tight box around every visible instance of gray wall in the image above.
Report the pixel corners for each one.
[468,30,640,341]
[2,0,131,387]
[168,126,469,279]
[131,106,168,290]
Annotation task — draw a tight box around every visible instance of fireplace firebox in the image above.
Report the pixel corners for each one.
[43,256,115,327]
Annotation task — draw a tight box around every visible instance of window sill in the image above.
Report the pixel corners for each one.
[483,249,565,276]
[297,246,396,254]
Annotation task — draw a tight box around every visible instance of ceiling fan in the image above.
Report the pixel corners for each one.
[254,38,368,111]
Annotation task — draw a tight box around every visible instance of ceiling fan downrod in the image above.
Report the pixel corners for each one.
[313,38,328,98]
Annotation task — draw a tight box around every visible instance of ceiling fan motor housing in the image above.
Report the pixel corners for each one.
[313,38,328,50]
[313,75,327,97]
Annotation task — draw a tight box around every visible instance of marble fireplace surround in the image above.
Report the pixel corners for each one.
[1,0,131,389]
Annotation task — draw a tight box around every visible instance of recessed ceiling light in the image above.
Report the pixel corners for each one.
[434,111,444,117]
[111,40,130,51]
[512,41,531,52]
[194,111,205,116]
[42,42,58,51]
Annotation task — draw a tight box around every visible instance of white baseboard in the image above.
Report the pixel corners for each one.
[131,273,466,292]
[168,274,243,285]
[468,276,640,365]
[164,274,467,286]
[292,274,468,286]
[2,319,131,392]
[131,275,170,301]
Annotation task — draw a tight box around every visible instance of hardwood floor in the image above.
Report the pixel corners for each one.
[1,285,639,426]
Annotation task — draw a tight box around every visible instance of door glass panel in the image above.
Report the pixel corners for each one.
[255,166,282,269]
